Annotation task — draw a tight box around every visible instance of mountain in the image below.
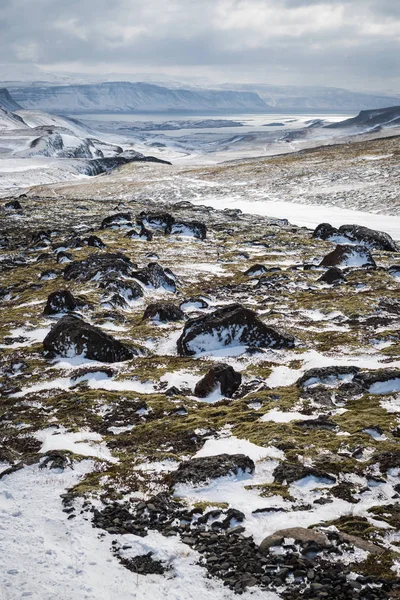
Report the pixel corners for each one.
[326,106,400,129]
[0,88,22,111]
[8,82,268,114]
[215,83,400,112]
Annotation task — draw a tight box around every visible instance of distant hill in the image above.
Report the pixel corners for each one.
[215,83,400,112]
[8,82,268,114]
[0,88,22,111]
[326,106,400,129]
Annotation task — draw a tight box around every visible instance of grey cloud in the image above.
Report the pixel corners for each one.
[0,0,399,91]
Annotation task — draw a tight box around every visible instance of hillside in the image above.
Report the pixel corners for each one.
[9,82,268,114]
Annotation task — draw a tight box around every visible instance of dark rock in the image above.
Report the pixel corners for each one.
[244,264,268,277]
[313,222,398,252]
[125,226,153,241]
[168,220,207,240]
[320,244,376,268]
[194,364,242,398]
[353,368,400,392]
[142,302,184,322]
[5,199,22,211]
[296,366,360,388]
[374,451,400,473]
[84,235,106,248]
[137,211,175,233]
[294,415,337,430]
[100,212,132,229]
[177,303,295,356]
[313,223,338,240]
[64,253,135,282]
[117,552,166,575]
[273,462,336,485]
[43,314,138,362]
[56,251,73,264]
[99,278,143,300]
[169,454,255,486]
[133,262,176,292]
[43,290,78,315]
[318,267,345,285]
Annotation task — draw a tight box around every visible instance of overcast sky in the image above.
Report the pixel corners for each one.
[1,0,399,91]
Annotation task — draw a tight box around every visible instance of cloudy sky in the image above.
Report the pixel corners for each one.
[1,0,399,91]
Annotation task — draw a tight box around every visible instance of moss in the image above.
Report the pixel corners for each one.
[245,482,295,502]
[355,551,399,580]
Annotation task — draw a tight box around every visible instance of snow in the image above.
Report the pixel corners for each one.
[1,463,280,600]
[195,436,284,462]
[259,409,314,423]
[369,378,400,394]
[35,426,117,463]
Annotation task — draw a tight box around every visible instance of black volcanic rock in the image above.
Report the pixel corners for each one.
[142,302,184,322]
[168,220,207,240]
[64,253,135,282]
[43,290,78,315]
[43,314,138,362]
[313,222,398,252]
[169,454,255,486]
[320,244,376,268]
[133,262,176,292]
[100,213,132,229]
[177,303,295,356]
[318,267,345,284]
[194,363,242,398]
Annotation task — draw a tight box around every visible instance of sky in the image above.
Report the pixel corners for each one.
[0,0,399,92]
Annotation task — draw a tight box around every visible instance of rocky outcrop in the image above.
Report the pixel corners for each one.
[137,212,175,233]
[169,221,207,240]
[320,244,376,268]
[100,213,132,229]
[43,290,78,315]
[142,302,184,322]
[64,253,135,282]
[318,267,345,284]
[133,262,176,292]
[273,461,336,485]
[169,454,255,486]
[43,314,138,362]
[177,303,295,356]
[297,366,360,389]
[99,278,143,300]
[194,364,242,398]
[313,222,398,252]
[125,226,153,241]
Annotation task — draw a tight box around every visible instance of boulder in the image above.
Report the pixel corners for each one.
[273,461,336,485]
[142,302,184,322]
[84,235,106,248]
[297,366,360,389]
[244,264,268,277]
[312,223,338,240]
[100,212,132,229]
[177,303,295,356]
[43,314,138,362]
[56,251,73,264]
[125,226,153,241]
[133,262,176,292]
[353,368,400,393]
[99,278,143,300]
[43,290,78,315]
[194,364,242,398]
[313,222,398,252]
[318,267,345,284]
[320,244,376,268]
[5,199,22,211]
[137,211,175,233]
[168,220,207,240]
[64,253,135,282]
[260,527,330,552]
[169,453,255,486]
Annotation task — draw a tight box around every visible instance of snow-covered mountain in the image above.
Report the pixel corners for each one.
[216,83,400,111]
[8,82,268,114]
